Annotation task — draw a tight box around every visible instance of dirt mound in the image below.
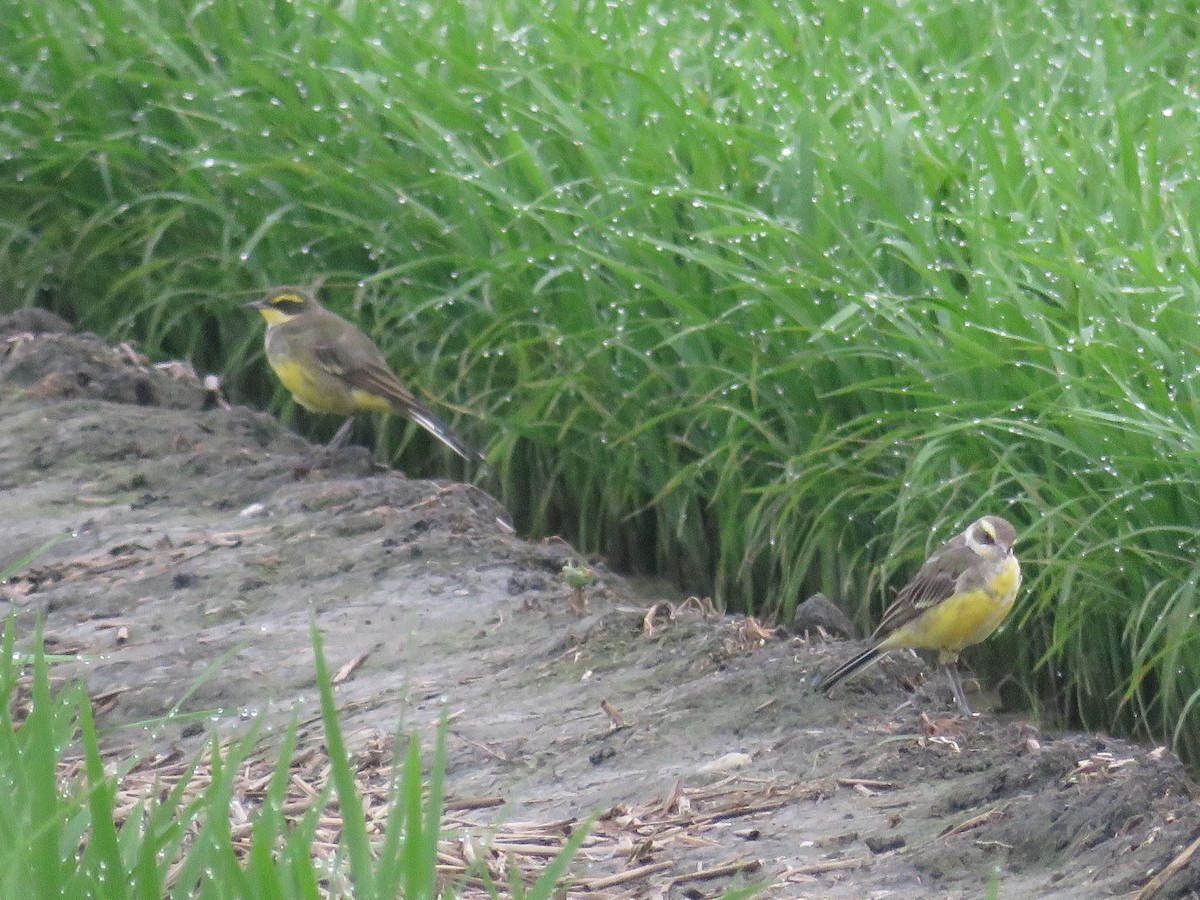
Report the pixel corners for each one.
[2,318,1198,898]
[1,312,214,410]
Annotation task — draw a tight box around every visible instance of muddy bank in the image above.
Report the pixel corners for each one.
[2,316,1198,898]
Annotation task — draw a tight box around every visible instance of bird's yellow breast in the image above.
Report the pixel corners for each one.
[266,357,336,412]
[265,355,394,416]
[988,555,1021,605]
[881,555,1021,655]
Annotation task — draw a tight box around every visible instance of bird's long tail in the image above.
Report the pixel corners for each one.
[404,403,485,463]
[812,645,887,693]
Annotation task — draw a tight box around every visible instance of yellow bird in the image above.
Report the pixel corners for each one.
[813,515,1021,715]
[248,286,483,461]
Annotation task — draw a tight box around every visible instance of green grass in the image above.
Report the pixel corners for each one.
[0,612,584,898]
[3,0,1200,756]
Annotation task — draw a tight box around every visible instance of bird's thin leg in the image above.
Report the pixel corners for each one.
[944,663,976,717]
[326,417,355,451]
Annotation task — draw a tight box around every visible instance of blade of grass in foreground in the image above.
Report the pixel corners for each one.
[374,715,447,900]
[514,814,594,900]
[0,534,70,581]
[169,728,261,898]
[310,617,377,897]
[77,697,124,900]
[27,621,66,900]
[243,717,301,900]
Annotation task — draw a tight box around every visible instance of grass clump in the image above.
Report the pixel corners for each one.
[0,613,584,898]
[3,0,1200,757]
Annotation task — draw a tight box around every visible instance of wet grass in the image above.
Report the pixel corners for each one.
[3,1,1200,757]
[0,613,586,898]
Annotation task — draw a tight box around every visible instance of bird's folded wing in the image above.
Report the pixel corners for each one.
[310,340,420,409]
[872,544,976,638]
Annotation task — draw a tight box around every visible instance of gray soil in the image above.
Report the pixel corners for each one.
[2,311,1199,898]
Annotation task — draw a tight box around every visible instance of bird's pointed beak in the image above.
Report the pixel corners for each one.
[244,299,265,310]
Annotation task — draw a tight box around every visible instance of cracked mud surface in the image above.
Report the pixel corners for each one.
[3,313,1198,898]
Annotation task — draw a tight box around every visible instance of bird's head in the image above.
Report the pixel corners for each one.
[964,515,1017,560]
[247,287,321,326]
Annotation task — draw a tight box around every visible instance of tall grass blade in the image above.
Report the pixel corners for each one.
[309,617,375,896]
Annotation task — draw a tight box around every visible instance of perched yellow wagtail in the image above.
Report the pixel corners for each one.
[248,286,483,461]
[813,515,1021,715]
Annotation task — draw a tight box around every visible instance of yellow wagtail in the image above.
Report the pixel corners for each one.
[813,515,1021,715]
[248,286,483,461]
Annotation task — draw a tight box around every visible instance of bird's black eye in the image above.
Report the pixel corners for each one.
[978,529,995,544]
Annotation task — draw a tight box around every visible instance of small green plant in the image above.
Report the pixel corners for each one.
[0,614,585,898]
[985,863,1003,900]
